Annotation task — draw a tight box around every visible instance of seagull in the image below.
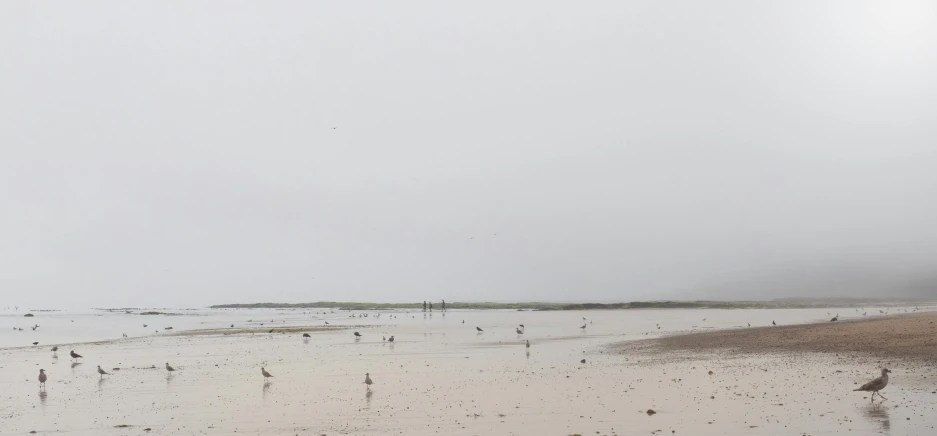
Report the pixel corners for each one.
[519,324,525,328]
[261,367,274,380]
[854,368,891,402]
[772,320,776,326]
[32,342,38,345]
[143,324,147,328]
[388,335,395,342]
[70,350,82,361]
[364,372,373,390]
[166,362,175,372]
[97,365,110,378]
[580,324,587,330]
[38,369,47,389]
[516,328,523,335]
[830,315,839,322]
[302,333,311,338]
[51,346,58,352]
[476,327,483,332]
[325,321,330,325]
[230,324,234,328]
[354,332,362,337]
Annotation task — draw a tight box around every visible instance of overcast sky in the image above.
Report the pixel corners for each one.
[2,1,936,308]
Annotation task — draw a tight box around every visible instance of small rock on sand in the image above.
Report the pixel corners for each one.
[646,409,657,415]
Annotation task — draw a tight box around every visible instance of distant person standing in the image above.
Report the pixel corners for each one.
[442,300,446,311]
[423,301,426,312]
[429,302,433,312]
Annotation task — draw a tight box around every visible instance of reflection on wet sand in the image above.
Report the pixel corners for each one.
[70,362,82,369]
[365,389,373,408]
[39,391,47,407]
[861,403,890,434]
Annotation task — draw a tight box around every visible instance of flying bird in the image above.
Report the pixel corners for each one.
[854,368,891,402]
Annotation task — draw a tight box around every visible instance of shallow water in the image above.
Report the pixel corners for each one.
[1,306,935,435]
[1,305,926,349]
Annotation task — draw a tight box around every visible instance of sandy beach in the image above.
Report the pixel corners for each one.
[2,309,936,436]
[624,311,937,361]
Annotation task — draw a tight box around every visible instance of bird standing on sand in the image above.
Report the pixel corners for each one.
[166,362,175,372]
[364,373,373,390]
[580,324,587,330]
[51,346,58,354]
[476,327,483,332]
[830,315,839,322]
[388,335,394,342]
[354,331,362,337]
[261,367,274,380]
[38,369,47,390]
[97,365,110,378]
[855,368,891,402]
[772,320,776,326]
[302,333,311,338]
[70,350,82,362]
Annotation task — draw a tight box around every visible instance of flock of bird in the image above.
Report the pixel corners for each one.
[26,310,900,406]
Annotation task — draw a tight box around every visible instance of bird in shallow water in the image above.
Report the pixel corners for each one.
[38,369,47,390]
[97,365,110,378]
[261,367,274,380]
[388,335,394,342]
[70,350,82,361]
[166,362,175,372]
[354,331,362,337]
[364,372,373,390]
[302,333,311,338]
[855,368,891,402]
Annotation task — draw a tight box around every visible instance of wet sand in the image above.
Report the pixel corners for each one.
[2,310,936,436]
[625,311,937,361]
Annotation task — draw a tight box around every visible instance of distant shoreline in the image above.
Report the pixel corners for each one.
[209,299,934,311]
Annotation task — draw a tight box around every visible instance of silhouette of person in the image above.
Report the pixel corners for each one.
[429,302,433,312]
[423,301,426,312]
[442,299,446,312]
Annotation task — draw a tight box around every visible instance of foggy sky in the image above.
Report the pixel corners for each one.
[2,1,936,308]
